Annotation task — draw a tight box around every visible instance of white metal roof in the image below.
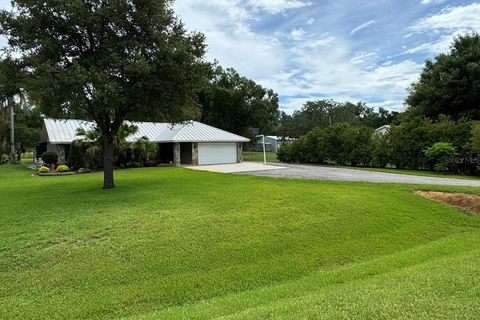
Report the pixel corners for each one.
[43,118,250,144]
[375,125,391,134]
[259,136,296,141]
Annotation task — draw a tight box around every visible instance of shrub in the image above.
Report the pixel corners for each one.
[277,124,373,166]
[56,164,70,172]
[369,134,390,168]
[130,137,157,162]
[38,166,49,173]
[425,142,456,172]
[144,159,158,167]
[126,161,143,168]
[277,143,295,162]
[67,140,85,169]
[41,151,58,166]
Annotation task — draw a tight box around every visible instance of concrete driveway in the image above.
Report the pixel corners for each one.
[185,162,286,173]
[235,162,480,187]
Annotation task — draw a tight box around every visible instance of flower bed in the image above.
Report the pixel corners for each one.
[36,171,76,176]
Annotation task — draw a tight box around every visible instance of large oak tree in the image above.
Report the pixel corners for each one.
[1,0,210,188]
[198,67,279,138]
[406,33,480,121]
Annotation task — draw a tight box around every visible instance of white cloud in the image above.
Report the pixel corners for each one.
[176,1,426,113]
[406,3,480,54]
[410,3,480,32]
[420,0,447,5]
[246,0,311,14]
[350,20,377,35]
[350,51,377,65]
[174,0,286,78]
[290,28,306,41]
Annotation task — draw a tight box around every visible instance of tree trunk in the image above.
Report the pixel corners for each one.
[103,134,115,189]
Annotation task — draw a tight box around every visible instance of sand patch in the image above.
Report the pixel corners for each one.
[415,191,480,215]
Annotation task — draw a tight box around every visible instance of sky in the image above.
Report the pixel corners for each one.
[1,1,479,113]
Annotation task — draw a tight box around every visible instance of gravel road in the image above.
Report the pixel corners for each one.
[238,163,480,187]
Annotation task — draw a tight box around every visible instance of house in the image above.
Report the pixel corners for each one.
[374,125,391,135]
[37,118,249,166]
[255,136,296,152]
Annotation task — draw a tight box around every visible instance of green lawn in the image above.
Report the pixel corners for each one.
[243,151,279,162]
[1,165,480,319]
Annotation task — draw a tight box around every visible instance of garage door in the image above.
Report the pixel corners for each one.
[198,143,237,165]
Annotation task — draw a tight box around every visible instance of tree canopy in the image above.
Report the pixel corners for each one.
[276,99,397,137]
[198,67,279,138]
[1,0,211,188]
[406,33,480,120]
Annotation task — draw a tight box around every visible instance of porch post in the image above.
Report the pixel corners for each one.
[192,143,199,165]
[173,142,181,166]
[237,143,243,163]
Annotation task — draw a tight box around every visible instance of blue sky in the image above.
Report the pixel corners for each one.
[1,1,479,113]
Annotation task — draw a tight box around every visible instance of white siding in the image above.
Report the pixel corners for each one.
[198,143,237,165]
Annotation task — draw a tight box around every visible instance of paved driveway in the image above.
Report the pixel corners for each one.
[186,162,286,173]
[236,162,480,187]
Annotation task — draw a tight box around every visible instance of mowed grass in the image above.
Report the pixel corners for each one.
[1,165,480,319]
[243,151,279,162]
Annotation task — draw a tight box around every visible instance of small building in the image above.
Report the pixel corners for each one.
[37,118,249,165]
[255,136,296,152]
[374,125,391,135]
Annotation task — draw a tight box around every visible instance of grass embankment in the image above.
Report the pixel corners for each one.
[1,165,480,319]
[243,151,279,163]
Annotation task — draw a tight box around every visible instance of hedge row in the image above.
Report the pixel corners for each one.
[277,117,480,175]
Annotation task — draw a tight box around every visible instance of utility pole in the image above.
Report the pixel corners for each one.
[256,135,267,165]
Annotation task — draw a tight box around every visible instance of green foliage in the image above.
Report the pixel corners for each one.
[37,166,49,173]
[468,122,480,153]
[0,57,24,99]
[370,134,390,168]
[388,117,435,169]
[277,123,373,166]
[276,100,397,137]
[41,151,58,166]
[279,117,479,175]
[425,142,457,161]
[388,117,475,173]
[56,164,70,172]
[0,103,42,161]
[75,124,141,169]
[130,137,157,163]
[425,142,457,172]
[67,140,85,170]
[406,33,480,120]
[1,0,211,188]
[276,143,296,163]
[12,124,41,161]
[199,67,279,137]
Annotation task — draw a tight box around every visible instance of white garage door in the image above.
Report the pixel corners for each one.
[198,143,237,165]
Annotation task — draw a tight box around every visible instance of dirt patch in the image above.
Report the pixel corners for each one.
[415,191,480,215]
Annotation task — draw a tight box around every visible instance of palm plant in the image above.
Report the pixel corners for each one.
[76,124,139,168]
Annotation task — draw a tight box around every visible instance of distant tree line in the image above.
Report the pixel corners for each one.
[278,117,480,175]
[278,33,480,175]
[276,100,398,138]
